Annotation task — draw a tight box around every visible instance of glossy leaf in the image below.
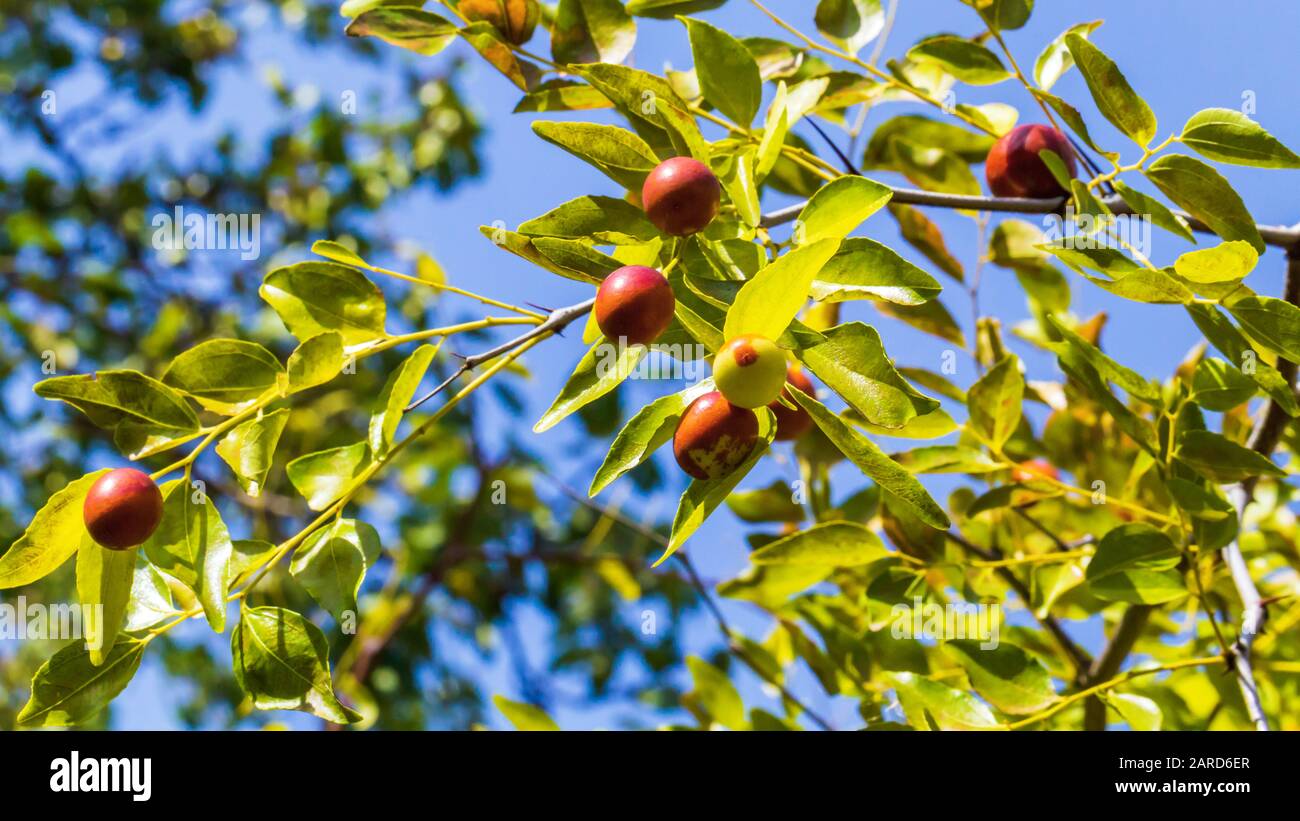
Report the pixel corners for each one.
[369,343,437,456]
[17,638,146,728]
[1086,523,1185,604]
[942,640,1057,716]
[535,336,647,433]
[216,409,290,497]
[1180,108,1300,168]
[966,354,1023,451]
[794,175,892,246]
[143,481,234,631]
[286,442,370,511]
[723,238,840,342]
[231,605,361,724]
[75,534,137,666]
[290,519,382,623]
[162,339,283,411]
[0,469,108,589]
[1064,33,1156,146]
[683,17,761,127]
[751,521,887,566]
[1144,155,1264,253]
[260,261,387,345]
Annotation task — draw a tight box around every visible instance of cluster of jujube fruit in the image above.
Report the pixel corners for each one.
[591,156,816,481]
[77,123,1077,536]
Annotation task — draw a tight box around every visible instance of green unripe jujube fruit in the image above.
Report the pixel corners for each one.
[713,334,787,409]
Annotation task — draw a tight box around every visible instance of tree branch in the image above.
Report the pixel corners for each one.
[405,297,596,412]
[760,186,1300,249]
[1215,247,1300,731]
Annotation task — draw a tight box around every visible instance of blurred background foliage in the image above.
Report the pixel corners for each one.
[0,0,696,729]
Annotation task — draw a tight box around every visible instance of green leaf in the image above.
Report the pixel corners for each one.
[1191,358,1256,411]
[862,116,995,169]
[1033,20,1102,90]
[287,331,345,393]
[966,354,1023,451]
[76,535,137,666]
[794,175,892,246]
[0,469,108,589]
[1144,155,1264,253]
[814,0,884,55]
[718,564,831,609]
[531,236,624,283]
[231,605,361,724]
[1166,478,1237,552]
[889,140,980,196]
[889,203,964,282]
[143,481,234,631]
[535,337,646,433]
[527,120,655,190]
[227,538,280,591]
[344,7,457,55]
[626,0,725,16]
[942,640,1057,716]
[123,559,180,632]
[575,62,708,160]
[1112,180,1194,243]
[216,409,290,497]
[518,195,658,244]
[756,82,791,180]
[797,321,938,428]
[1180,108,1300,168]
[891,672,1002,730]
[369,344,438,456]
[724,238,841,343]
[162,339,283,411]
[725,480,805,523]
[1085,268,1193,305]
[874,295,966,346]
[551,0,636,65]
[1174,241,1257,284]
[1031,89,1118,160]
[655,412,777,566]
[17,638,146,727]
[1186,304,1300,417]
[1046,316,1162,404]
[458,22,541,91]
[35,370,199,439]
[686,656,746,730]
[791,387,949,529]
[963,0,1033,31]
[813,237,941,305]
[590,381,714,495]
[493,694,561,730]
[310,239,367,267]
[682,16,761,127]
[513,79,614,113]
[1038,240,1141,278]
[286,442,370,511]
[1102,692,1162,730]
[907,35,1011,85]
[1085,523,1185,604]
[260,261,387,345]
[1064,33,1156,146]
[1225,295,1300,362]
[751,522,887,566]
[290,519,382,623]
[1177,430,1284,484]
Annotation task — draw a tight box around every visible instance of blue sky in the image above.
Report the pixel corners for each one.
[18,1,1300,729]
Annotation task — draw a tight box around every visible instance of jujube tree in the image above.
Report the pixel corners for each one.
[5,0,1300,731]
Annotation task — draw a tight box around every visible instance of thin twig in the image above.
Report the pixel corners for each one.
[406,297,596,412]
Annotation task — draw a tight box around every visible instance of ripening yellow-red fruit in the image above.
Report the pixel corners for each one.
[594,265,675,346]
[1011,459,1059,484]
[83,468,163,550]
[713,334,787,409]
[673,391,759,480]
[641,157,721,236]
[770,366,815,441]
[459,0,540,46]
[985,123,1076,199]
